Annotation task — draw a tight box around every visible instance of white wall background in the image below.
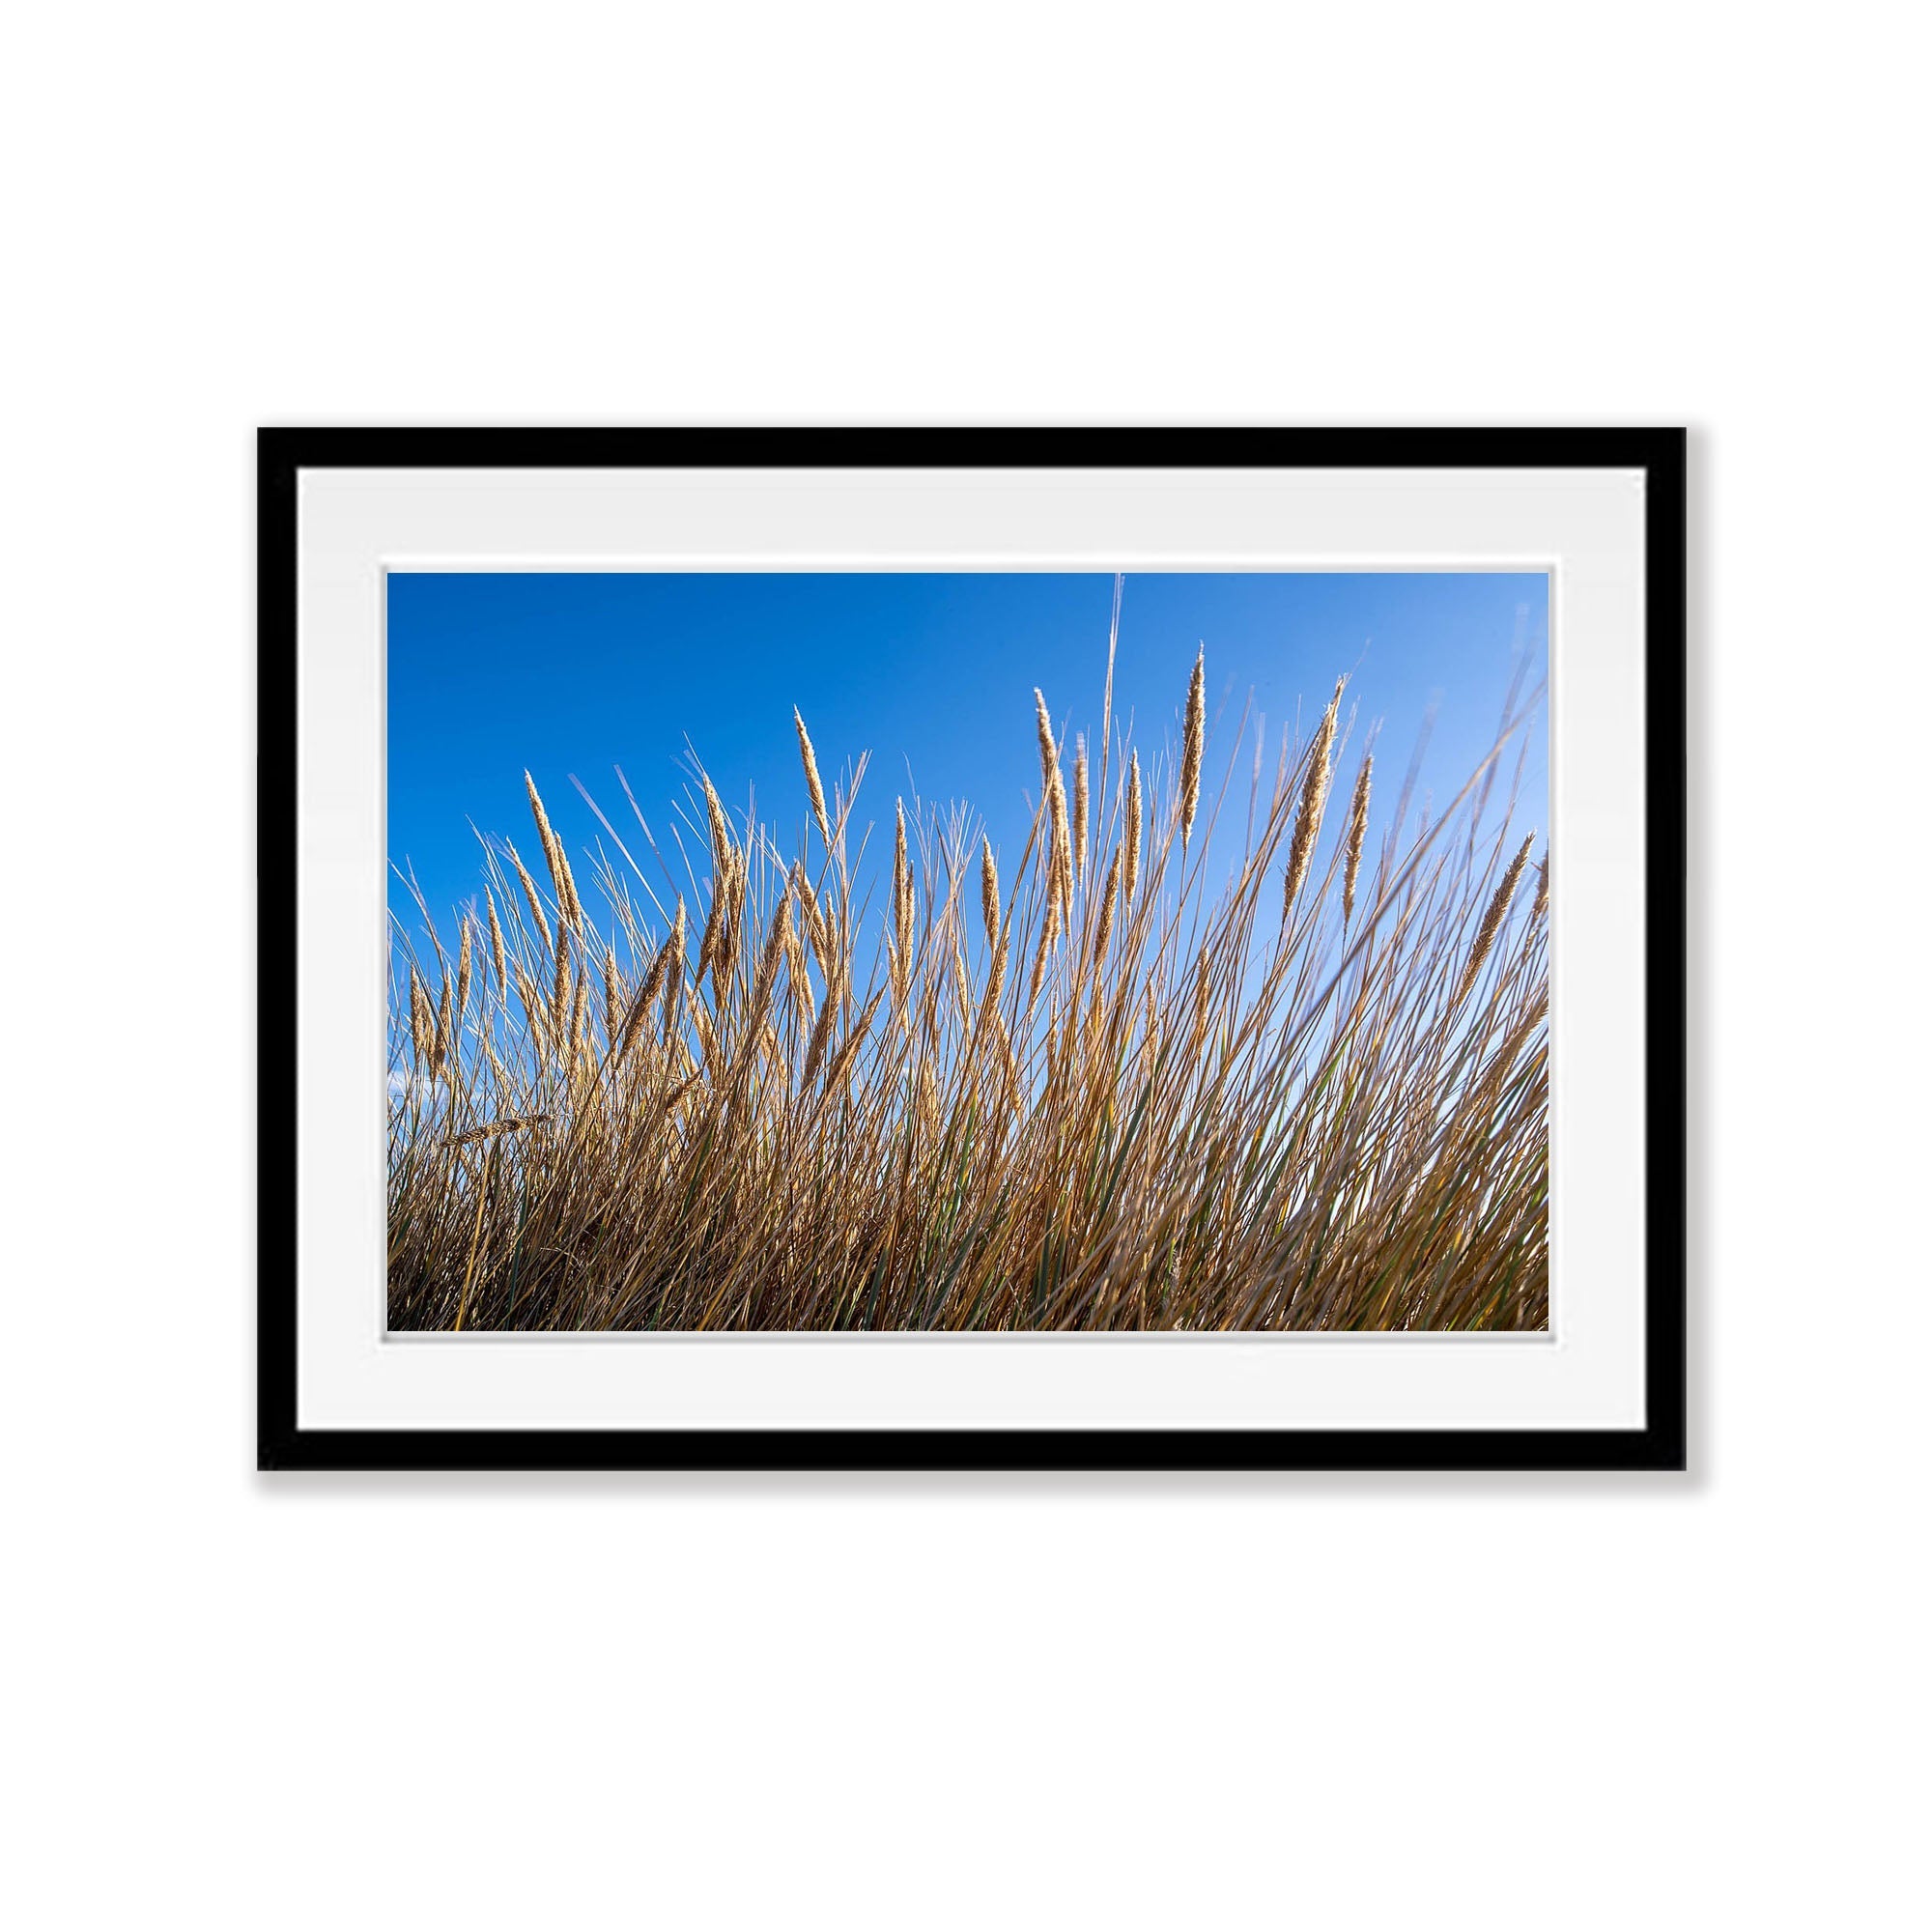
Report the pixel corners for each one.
[3,5,1925,1927]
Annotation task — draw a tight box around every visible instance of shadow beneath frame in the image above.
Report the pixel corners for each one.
[1680,425,1714,1486]
[259,1463,1701,1501]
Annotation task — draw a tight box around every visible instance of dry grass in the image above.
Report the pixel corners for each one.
[388,626,1548,1332]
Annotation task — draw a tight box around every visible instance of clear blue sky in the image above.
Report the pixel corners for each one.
[388,572,1547,958]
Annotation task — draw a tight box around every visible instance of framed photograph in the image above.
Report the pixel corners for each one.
[260,428,1685,1471]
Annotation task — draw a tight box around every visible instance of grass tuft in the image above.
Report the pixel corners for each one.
[388,639,1548,1332]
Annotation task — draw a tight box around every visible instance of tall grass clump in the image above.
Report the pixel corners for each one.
[388,615,1548,1332]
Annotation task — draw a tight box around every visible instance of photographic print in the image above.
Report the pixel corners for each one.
[385,568,1550,1335]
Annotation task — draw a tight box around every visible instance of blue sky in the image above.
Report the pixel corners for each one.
[387,572,1547,960]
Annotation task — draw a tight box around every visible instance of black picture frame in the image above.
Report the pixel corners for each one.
[259,427,1686,1473]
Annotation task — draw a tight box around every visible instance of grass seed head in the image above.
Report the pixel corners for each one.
[722,849,747,973]
[484,886,506,993]
[1457,832,1536,1003]
[1034,689,1072,934]
[697,855,730,985]
[568,962,588,1058]
[793,707,834,852]
[1027,906,1055,1013]
[661,897,686,1040]
[797,869,831,977]
[892,802,914,1013]
[980,835,1001,952]
[526,772,582,932]
[746,878,794,1036]
[434,970,452,1074]
[1094,845,1122,967]
[506,841,553,955]
[552,922,571,1042]
[1283,677,1344,925]
[1072,735,1089,884]
[408,966,431,1067]
[702,775,733,871]
[1180,645,1205,852]
[1343,751,1374,925]
[1033,687,1057,790]
[619,929,670,1063]
[987,928,1009,1009]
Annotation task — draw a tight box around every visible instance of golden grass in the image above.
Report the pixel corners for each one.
[388,634,1548,1332]
[792,705,832,852]
[484,885,506,993]
[1283,677,1343,925]
[1457,831,1535,1006]
[1179,645,1205,853]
